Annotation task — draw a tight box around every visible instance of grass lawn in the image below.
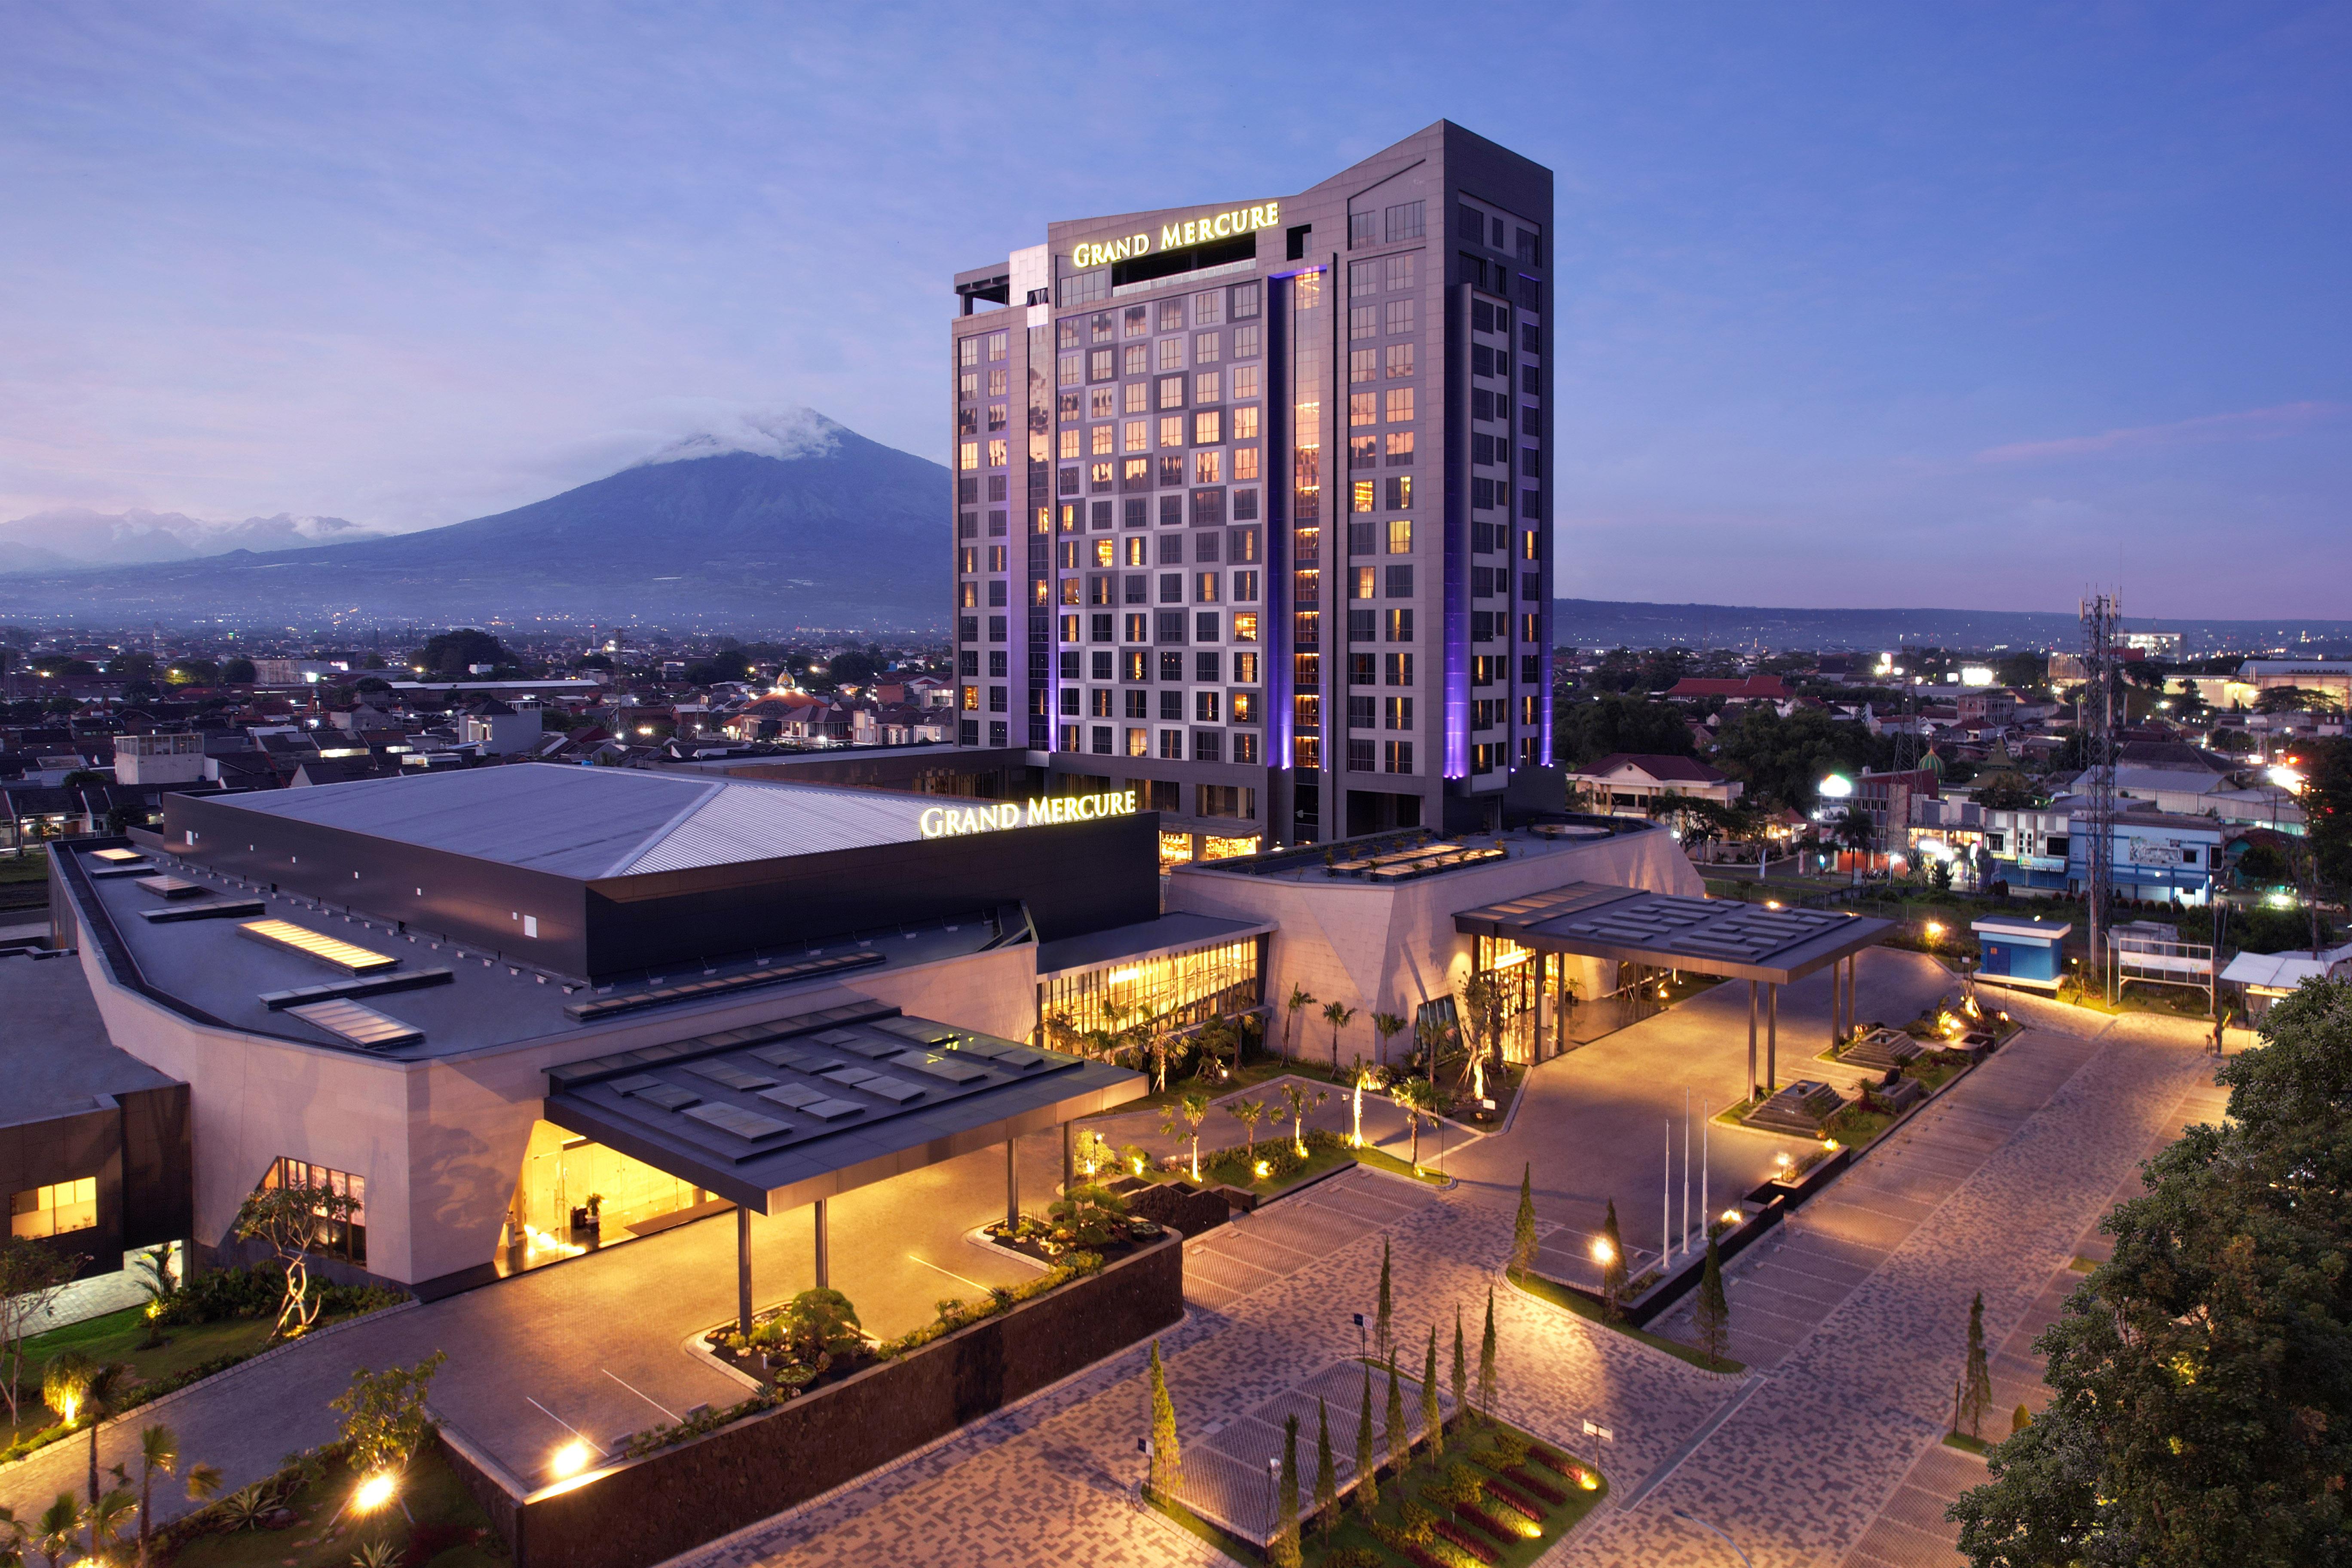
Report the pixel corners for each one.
[1152,1413,1608,1568]
[1351,1146,1453,1186]
[1507,1267,1743,1375]
[1941,1431,1992,1456]
[1155,1138,1361,1200]
[1818,1103,1894,1149]
[0,846,49,883]
[1097,1055,1348,1120]
[3,1307,277,1451]
[168,1446,505,1568]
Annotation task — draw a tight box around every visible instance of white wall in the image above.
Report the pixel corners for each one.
[1164,829,1700,1068]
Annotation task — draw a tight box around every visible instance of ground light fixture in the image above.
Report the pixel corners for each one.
[1819,774,1854,799]
[1720,1209,1741,1225]
[352,1472,398,1513]
[551,1440,593,1479]
[1589,1237,1614,1265]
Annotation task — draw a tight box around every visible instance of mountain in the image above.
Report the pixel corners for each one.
[0,508,380,572]
[0,412,949,631]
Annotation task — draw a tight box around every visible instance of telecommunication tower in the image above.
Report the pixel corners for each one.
[2079,594,2121,996]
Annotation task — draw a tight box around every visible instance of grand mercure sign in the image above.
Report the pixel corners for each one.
[918,790,1140,839]
[1069,203,1282,271]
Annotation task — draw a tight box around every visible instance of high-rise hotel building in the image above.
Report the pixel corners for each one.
[948,122,1553,848]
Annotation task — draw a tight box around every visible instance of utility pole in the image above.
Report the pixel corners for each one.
[2080,594,2121,1000]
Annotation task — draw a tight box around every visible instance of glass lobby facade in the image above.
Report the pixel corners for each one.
[952,122,1555,848]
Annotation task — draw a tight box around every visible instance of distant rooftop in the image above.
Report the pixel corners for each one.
[0,949,181,1125]
[1182,817,1664,885]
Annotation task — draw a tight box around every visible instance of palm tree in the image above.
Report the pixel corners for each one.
[1390,1077,1441,1173]
[1283,984,1316,1062]
[43,1352,133,1512]
[1161,1091,1212,1182]
[1231,1097,1270,1160]
[1370,1011,1406,1072]
[1194,1013,1237,1081]
[0,1503,27,1568]
[133,1423,222,1568]
[1831,804,1875,878]
[81,1491,135,1565]
[1321,1001,1357,1077]
[1413,1014,1453,1087]
[34,1494,77,1568]
[1278,1081,1327,1157]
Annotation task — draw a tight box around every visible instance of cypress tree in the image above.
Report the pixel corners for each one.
[1315,1396,1337,1540]
[1147,1341,1180,1493]
[1962,1291,1993,1439]
[1384,1354,1408,1477]
[1694,1235,1731,1366]
[1421,1324,1443,1465]
[1354,1360,1378,1513]
[1600,1199,1629,1318]
[1271,1413,1301,1568]
[1451,1303,1467,1418]
[1375,1234,1393,1362]
[1511,1161,1539,1274]
[1478,1286,1498,1421]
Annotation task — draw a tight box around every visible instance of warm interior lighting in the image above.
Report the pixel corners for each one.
[551,1440,592,1478]
[352,1472,397,1513]
[236,918,398,974]
[1106,966,1143,985]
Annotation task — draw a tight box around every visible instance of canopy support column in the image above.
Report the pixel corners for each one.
[1006,1136,1019,1228]
[735,1205,753,1336]
[1062,1121,1075,1196]
[1747,980,1759,1103]
[1767,982,1779,1094]
[814,1197,829,1290]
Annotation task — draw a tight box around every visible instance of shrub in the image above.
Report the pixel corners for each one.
[1433,1517,1502,1563]
[1501,1465,1564,1504]
[1323,1549,1382,1568]
[1450,1502,1510,1542]
[1482,1479,1543,1522]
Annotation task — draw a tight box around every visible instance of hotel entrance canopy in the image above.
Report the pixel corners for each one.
[543,1001,1145,1214]
[1454,883,1890,986]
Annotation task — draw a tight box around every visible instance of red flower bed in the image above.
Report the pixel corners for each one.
[1528,1446,1588,1486]
[1433,1519,1501,1563]
[1451,1503,1511,1542]
[1503,1466,1565,1504]
[1482,1479,1544,1522]
[1403,1547,1451,1568]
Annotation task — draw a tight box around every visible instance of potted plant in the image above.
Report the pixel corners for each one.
[582,1193,605,1237]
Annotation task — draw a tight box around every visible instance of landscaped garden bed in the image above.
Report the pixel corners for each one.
[160,1440,505,1568]
[1505,1265,1743,1375]
[1149,1412,1608,1567]
[1,1265,405,1462]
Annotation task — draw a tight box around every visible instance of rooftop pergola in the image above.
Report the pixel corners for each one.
[545,1001,1145,1331]
[1455,883,1895,1099]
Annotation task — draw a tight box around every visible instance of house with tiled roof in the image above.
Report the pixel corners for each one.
[1566,753,1744,817]
[1665,674,1791,703]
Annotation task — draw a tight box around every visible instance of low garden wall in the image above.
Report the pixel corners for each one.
[443,1232,1183,1568]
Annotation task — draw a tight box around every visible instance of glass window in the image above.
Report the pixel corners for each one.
[1125,305,1149,337]
[988,438,1008,467]
[1123,419,1148,452]
[1350,306,1377,340]
[1385,432,1415,465]
[1194,331,1222,364]
[958,372,977,399]
[1124,380,1149,414]
[1158,375,1185,409]
[1349,349,1378,384]
[1352,479,1375,512]
[959,337,980,367]
[1233,324,1261,360]
[259,1158,366,1263]
[1232,364,1261,401]
[1158,299,1184,331]
[1058,319,1081,349]
[1159,414,1185,448]
[1387,477,1414,513]
[1058,354,1080,386]
[1385,201,1425,244]
[1091,425,1114,456]
[1385,299,1416,334]
[1292,270,1323,311]
[1088,349,1114,382]
[9,1176,97,1239]
[1194,450,1223,484]
[1232,406,1260,441]
[1387,518,1414,553]
[1092,312,1114,342]
[1194,289,1225,326]
[959,441,979,471]
[1194,370,1220,404]
[1124,343,1148,377]
[1348,260,1378,297]
[1385,389,1415,423]
[987,330,1008,360]
[1158,337,1185,371]
[1385,343,1415,379]
[1349,394,1377,428]
[1348,211,1378,248]
[1059,429,1080,460]
[1231,282,1260,319]
[1233,611,1259,643]
[1234,447,1259,480]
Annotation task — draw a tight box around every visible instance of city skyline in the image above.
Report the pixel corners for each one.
[3,3,2346,617]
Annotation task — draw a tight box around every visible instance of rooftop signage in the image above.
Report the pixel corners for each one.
[1070,202,1281,271]
[919,790,1139,839]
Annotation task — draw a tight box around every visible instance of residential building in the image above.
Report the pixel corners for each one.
[1565,753,1743,817]
[949,121,1556,849]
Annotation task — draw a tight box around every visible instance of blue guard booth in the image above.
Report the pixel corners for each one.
[1972,914,2073,991]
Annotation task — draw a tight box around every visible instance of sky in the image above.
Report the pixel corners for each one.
[2,2,2346,616]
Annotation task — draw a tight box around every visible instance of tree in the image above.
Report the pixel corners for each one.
[1511,1163,1540,1274]
[1370,1011,1407,1071]
[1271,1412,1302,1568]
[1231,1097,1270,1161]
[1421,1326,1443,1467]
[1354,1362,1378,1514]
[1960,1291,1992,1440]
[413,629,512,679]
[1554,692,1697,769]
[1314,1397,1337,1541]
[233,1179,362,1340]
[1949,979,2352,1568]
[1831,804,1877,864]
[220,657,256,684]
[331,1351,448,1492]
[34,1495,77,1568]
[1375,1237,1393,1363]
[80,1489,135,1565]
[1146,1341,1180,1495]
[1278,1081,1327,1158]
[2301,738,2352,892]
[1478,1287,1498,1421]
[0,1237,85,1427]
[132,1423,221,1568]
[1166,1093,1211,1182]
[1451,1305,1467,1420]
[1599,1200,1629,1319]
[1391,1075,1441,1173]
[776,1289,863,1367]
[1694,1237,1730,1367]
[2255,684,2343,715]
[1322,1000,1358,1077]
[43,1352,132,1511]
[1384,1357,1407,1477]
[1413,1012,1454,1087]
[1454,972,1504,1100]
[1283,984,1316,1062]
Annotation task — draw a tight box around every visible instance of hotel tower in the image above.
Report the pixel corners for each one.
[949,121,1555,851]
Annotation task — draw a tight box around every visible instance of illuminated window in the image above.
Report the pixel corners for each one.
[1194,411,1222,445]
[1352,480,1375,513]
[1194,450,1222,484]
[1230,691,1256,724]
[1194,371,1219,404]
[1124,457,1149,487]
[1059,429,1080,459]
[260,1158,366,1264]
[1158,376,1184,410]
[1126,727,1148,756]
[1159,415,1184,449]
[1387,478,1414,512]
[1091,426,1114,456]
[1384,432,1415,465]
[961,685,980,711]
[1093,539,1115,567]
[959,442,979,471]
[1090,461,1114,490]
[1231,407,1259,441]
[988,439,1008,467]
[1123,419,1148,453]
[1233,612,1259,643]
[1385,389,1415,423]
[1234,447,1259,480]
[10,1177,96,1239]
[1388,518,1414,553]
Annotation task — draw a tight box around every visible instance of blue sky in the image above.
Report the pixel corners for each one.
[3,2,2345,616]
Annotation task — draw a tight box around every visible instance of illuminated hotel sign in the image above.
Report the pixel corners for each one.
[1070,202,1281,271]
[919,790,1140,839]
